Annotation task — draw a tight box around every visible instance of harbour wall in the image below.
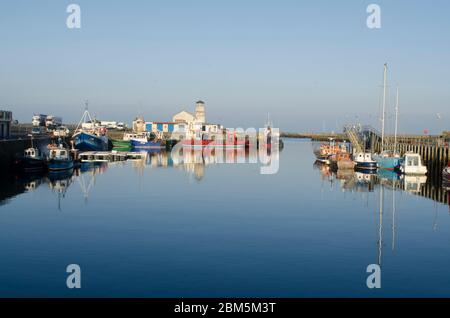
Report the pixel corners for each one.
[0,137,51,170]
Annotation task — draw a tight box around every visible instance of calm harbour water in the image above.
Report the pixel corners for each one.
[0,139,449,297]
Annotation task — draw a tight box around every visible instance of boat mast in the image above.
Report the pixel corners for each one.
[394,87,399,155]
[381,63,387,153]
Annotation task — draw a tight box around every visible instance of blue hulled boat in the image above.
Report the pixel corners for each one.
[373,151,401,170]
[73,131,109,151]
[354,152,378,171]
[72,104,109,151]
[47,144,74,171]
[128,133,163,149]
[130,139,162,149]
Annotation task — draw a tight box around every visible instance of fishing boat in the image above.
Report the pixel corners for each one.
[129,132,163,149]
[72,103,109,151]
[14,135,47,172]
[182,138,213,149]
[314,139,343,164]
[354,152,378,171]
[15,147,47,172]
[329,152,355,170]
[397,152,427,175]
[47,143,74,171]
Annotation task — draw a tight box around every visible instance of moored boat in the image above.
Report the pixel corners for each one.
[329,152,355,170]
[354,152,378,171]
[314,139,345,164]
[373,151,401,170]
[111,139,132,149]
[182,139,213,149]
[15,147,47,172]
[73,130,109,151]
[397,152,427,175]
[72,105,109,151]
[47,143,74,171]
[128,133,163,149]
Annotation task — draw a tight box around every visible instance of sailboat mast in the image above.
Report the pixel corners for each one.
[394,87,399,155]
[381,63,387,153]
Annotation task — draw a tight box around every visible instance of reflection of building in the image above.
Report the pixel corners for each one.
[0,110,12,139]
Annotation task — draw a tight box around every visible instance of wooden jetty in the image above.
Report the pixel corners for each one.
[79,151,143,162]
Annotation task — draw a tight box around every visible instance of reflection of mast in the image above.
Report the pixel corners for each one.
[377,185,384,266]
[77,170,96,203]
[432,202,438,232]
[392,181,396,251]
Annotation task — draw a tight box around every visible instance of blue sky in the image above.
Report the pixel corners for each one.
[0,0,449,133]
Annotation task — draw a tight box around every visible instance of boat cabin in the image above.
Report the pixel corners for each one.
[48,146,70,160]
[354,153,374,162]
[24,147,42,159]
[401,152,427,175]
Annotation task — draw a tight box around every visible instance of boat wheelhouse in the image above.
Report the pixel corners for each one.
[398,152,427,175]
[16,147,47,172]
[354,152,378,170]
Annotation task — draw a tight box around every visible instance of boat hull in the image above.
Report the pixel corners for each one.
[131,139,163,149]
[15,157,47,172]
[48,159,74,171]
[112,139,131,148]
[374,155,401,170]
[355,161,378,170]
[74,132,109,151]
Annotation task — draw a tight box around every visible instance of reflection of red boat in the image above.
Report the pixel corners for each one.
[182,136,246,149]
[182,139,213,148]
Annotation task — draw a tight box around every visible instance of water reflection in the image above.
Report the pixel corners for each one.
[0,148,276,204]
[1,140,450,297]
[132,148,273,182]
[313,160,448,206]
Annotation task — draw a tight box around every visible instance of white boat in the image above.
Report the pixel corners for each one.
[354,152,378,170]
[398,152,427,175]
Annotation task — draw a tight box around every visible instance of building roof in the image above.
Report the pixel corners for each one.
[173,110,194,117]
[145,121,178,125]
[196,100,205,104]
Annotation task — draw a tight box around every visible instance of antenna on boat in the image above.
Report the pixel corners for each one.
[381,63,388,153]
